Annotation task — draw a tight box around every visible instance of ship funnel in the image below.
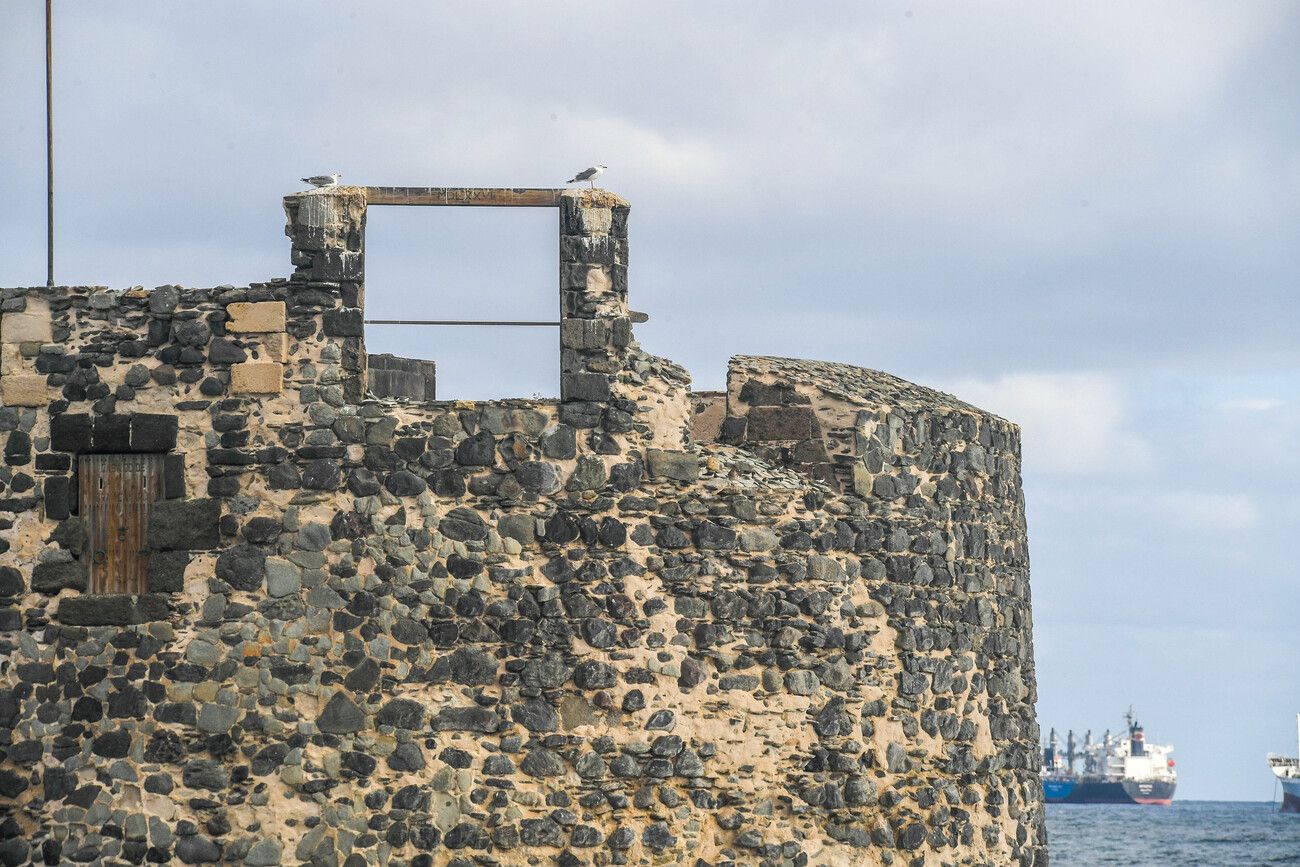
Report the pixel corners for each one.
[1130,721,1146,757]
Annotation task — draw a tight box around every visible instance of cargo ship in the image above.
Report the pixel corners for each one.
[1041,710,1176,805]
[1266,714,1300,814]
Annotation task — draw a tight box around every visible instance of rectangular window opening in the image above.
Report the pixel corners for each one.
[363,206,560,402]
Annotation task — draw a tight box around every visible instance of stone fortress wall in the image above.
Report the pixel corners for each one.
[0,186,1046,866]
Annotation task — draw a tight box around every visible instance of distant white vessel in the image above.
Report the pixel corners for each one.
[1267,714,1300,814]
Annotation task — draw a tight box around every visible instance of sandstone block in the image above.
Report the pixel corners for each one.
[1,374,47,406]
[586,266,612,295]
[226,301,286,333]
[0,345,23,376]
[578,207,612,234]
[231,362,283,394]
[1,311,52,344]
[262,332,288,362]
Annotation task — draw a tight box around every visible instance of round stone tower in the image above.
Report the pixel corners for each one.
[0,186,1045,866]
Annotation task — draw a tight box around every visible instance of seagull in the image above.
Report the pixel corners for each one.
[567,165,607,189]
[301,173,342,188]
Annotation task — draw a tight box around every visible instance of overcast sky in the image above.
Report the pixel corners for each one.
[3,1,1298,801]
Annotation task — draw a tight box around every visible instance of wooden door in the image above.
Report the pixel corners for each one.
[80,454,164,595]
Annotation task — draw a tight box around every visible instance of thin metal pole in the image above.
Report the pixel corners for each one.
[45,0,54,288]
[363,319,560,327]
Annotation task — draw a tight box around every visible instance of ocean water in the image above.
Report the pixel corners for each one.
[1047,801,1300,865]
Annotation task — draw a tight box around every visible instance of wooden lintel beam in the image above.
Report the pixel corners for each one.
[363,187,563,207]
[365,319,560,327]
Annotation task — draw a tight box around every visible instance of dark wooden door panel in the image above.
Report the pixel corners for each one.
[80,454,163,595]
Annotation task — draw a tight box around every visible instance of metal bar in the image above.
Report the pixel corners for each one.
[364,319,560,327]
[363,187,563,207]
[45,0,54,288]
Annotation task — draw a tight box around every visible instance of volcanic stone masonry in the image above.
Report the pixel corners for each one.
[0,186,1046,866]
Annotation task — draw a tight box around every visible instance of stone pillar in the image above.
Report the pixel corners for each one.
[558,190,632,415]
[282,188,367,402]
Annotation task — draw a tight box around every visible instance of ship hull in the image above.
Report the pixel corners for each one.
[1281,778,1300,814]
[1043,777,1175,805]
